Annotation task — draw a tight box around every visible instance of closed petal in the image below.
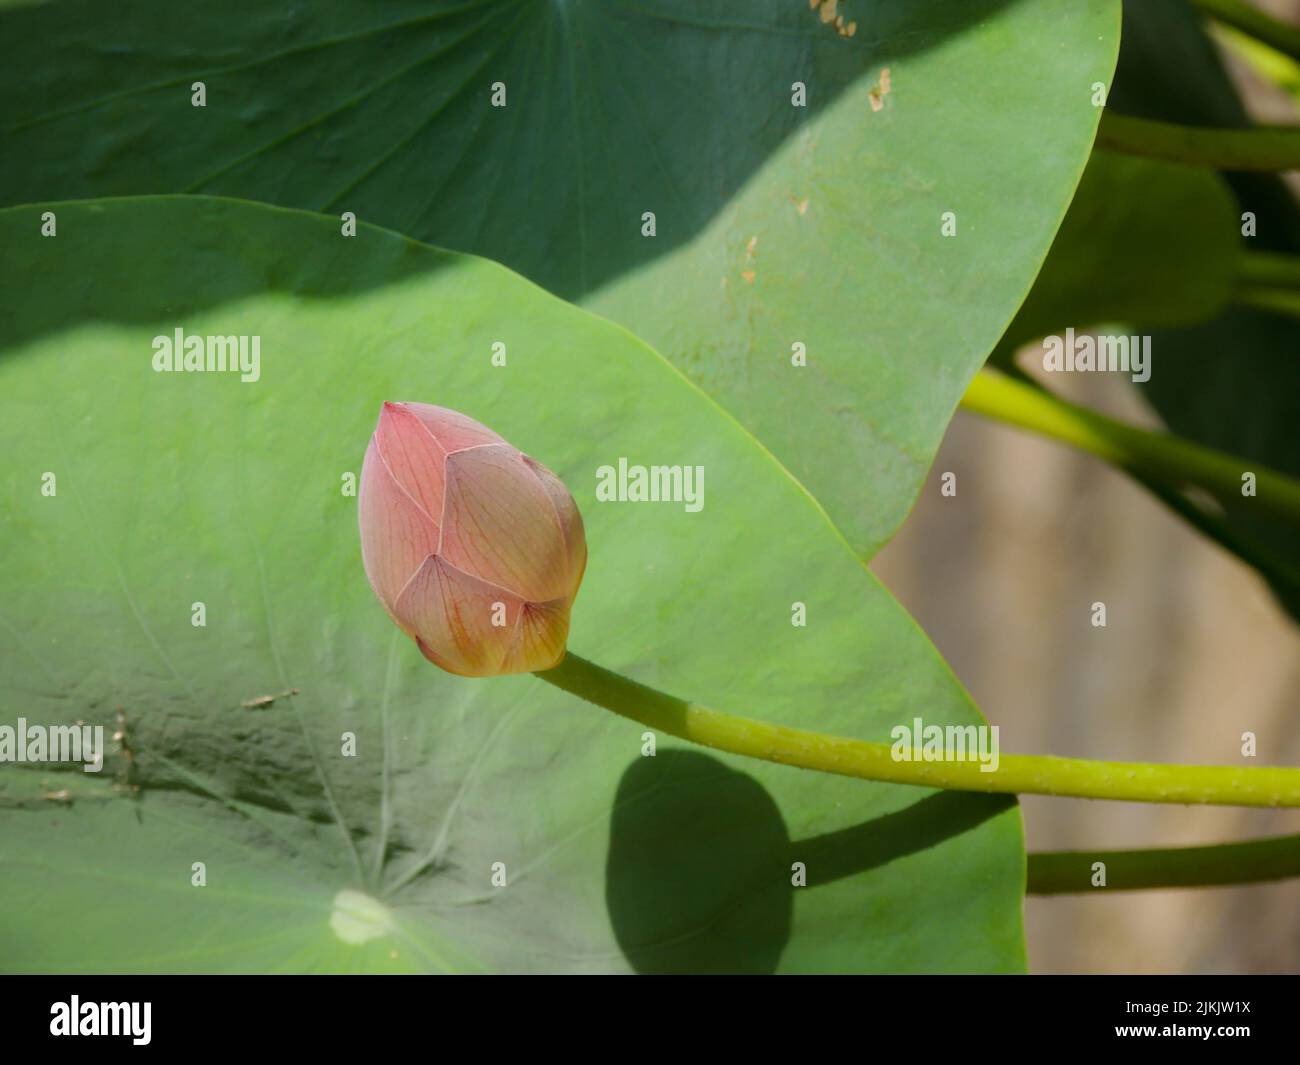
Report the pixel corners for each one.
[441,444,571,602]
[402,402,505,453]
[358,437,439,612]
[394,554,524,677]
[499,599,571,674]
[373,402,448,520]
[522,454,588,601]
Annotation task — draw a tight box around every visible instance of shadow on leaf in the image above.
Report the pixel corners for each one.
[605,749,1015,973]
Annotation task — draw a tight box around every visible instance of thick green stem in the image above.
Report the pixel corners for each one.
[1191,0,1300,64]
[538,653,1300,807]
[959,370,1300,528]
[1028,833,1300,893]
[1097,111,1300,171]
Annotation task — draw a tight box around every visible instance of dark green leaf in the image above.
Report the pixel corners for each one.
[0,0,1121,557]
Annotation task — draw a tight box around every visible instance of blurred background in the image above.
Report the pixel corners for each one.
[873,1,1300,973]
[874,369,1300,973]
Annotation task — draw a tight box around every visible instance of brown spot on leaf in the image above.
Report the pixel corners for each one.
[868,66,892,112]
[241,687,300,709]
[811,1,857,39]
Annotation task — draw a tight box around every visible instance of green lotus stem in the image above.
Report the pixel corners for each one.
[1235,254,1300,316]
[1028,832,1300,893]
[1190,0,1300,64]
[1214,22,1300,100]
[990,364,1300,593]
[1238,250,1300,290]
[539,653,1300,807]
[1132,461,1300,593]
[959,370,1300,528]
[1096,111,1300,171]
[1235,286,1300,319]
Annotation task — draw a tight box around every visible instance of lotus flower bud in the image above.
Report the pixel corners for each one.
[358,402,586,677]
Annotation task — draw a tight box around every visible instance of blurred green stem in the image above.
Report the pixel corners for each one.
[1214,23,1300,103]
[1028,832,1300,893]
[1239,250,1300,289]
[539,653,1300,807]
[984,363,1300,594]
[1236,251,1300,318]
[1097,111,1300,171]
[1236,286,1300,317]
[1190,0,1300,63]
[1130,462,1300,592]
[959,370,1300,528]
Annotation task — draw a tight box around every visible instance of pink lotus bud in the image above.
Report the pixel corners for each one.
[358,402,586,677]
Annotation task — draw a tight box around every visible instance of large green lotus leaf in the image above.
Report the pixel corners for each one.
[0,0,1120,558]
[0,198,1025,974]
[995,150,1239,357]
